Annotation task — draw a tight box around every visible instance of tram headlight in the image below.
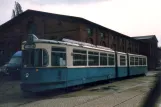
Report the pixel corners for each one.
[2,67,6,72]
[25,73,29,78]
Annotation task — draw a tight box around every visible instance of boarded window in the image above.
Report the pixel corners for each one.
[73,49,87,66]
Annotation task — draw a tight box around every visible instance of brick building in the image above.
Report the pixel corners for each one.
[0,10,159,70]
[133,35,158,70]
[157,47,161,68]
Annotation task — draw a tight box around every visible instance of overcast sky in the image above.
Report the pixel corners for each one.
[0,0,161,46]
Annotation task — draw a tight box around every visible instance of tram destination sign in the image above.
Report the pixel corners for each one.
[24,44,36,49]
[24,34,37,49]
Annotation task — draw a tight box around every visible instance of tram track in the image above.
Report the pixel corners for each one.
[112,93,145,107]
[14,83,146,107]
[73,82,150,107]
[0,75,154,107]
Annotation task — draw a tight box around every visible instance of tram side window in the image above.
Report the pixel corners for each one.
[88,51,99,66]
[143,58,146,65]
[34,49,42,66]
[135,57,139,65]
[120,55,126,66]
[139,58,143,65]
[23,49,48,67]
[23,50,29,66]
[130,57,134,65]
[51,47,66,66]
[43,50,48,66]
[100,53,107,66]
[108,54,115,65]
[73,49,87,66]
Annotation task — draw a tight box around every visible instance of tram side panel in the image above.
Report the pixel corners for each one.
[83,52,116,83]
[21,67,68,92]
[128,54,148,76]
[85,67,116,84]
[66,67,87,87]
[117,52,128,78]
[21,40,117,92]
[66,48,116,87]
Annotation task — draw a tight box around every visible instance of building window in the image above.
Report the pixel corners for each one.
[27,21,36,34]
[73,49,87,66]
[88,51,99,66]
[108,54,115,65]
[100,53,107,65]
[120,55,126,66]
[87,28,92,36]
[100,32,105,39]
[51,47,66,66]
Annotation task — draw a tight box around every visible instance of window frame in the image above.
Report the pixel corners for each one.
[143,57,147,66]
[100,52,108,66]
[88,51,99,66]
[135,57,139,66]
[108,53,115,66]
[129,55,147,66]
[23,48,49,67]
[118,54,127,67]
[139,57,143,66]
[51,46,67,67]
[129,56,135,66]
[72,49,87,66]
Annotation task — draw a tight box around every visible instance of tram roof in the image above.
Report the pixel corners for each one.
[117,51,127,55]
[128,53,147,57]
[22,39,115,52]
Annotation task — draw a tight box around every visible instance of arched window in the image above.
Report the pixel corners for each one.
[100,41,106,47]
[86,38,93,44]
[27,21,36,34]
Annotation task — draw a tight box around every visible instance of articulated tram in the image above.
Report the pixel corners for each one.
[21,35,147,92]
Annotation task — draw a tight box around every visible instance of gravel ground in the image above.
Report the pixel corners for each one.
[0,71,159,107]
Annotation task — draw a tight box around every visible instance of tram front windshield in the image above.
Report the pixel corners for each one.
[23,49,48,67]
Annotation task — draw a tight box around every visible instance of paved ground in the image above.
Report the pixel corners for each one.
[0,71,160,107]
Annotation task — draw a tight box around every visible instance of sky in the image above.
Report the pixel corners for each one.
[0,0,161,46]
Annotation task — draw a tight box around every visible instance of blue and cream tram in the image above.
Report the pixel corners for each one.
[117,52,128,78]
[20,35,147,92]
[128,53,147,76]
[21,35,116,92]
